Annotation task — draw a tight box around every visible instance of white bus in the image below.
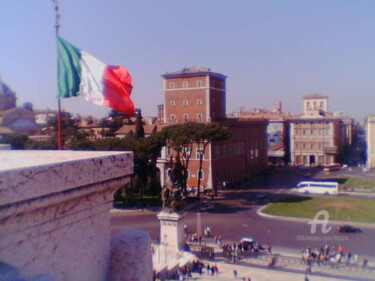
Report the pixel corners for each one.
[296,181,338,195]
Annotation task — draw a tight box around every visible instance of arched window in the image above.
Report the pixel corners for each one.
[170,100,176,106]
[183,100,189,106]
[170,114,176,122]
[197,99,203,105]
[196,80,202,87]
[169,82,175,89]
[183,81,188,88]
[183,114,189,121]
[197,113,203,121]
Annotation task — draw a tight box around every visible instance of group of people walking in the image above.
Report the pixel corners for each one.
[301,244,366,267]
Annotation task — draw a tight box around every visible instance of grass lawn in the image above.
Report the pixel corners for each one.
[262,195,375,223]
[321,176,375,189]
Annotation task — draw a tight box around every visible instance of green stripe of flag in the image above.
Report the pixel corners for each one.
[57,36,82,98]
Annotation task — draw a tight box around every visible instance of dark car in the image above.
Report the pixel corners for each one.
[338,225,361,233]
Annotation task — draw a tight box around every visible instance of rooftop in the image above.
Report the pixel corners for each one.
[303,93,329,99]
[162,67,227,79]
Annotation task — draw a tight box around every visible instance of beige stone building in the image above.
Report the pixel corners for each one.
[289,94,353,166]
[0,79,43,136]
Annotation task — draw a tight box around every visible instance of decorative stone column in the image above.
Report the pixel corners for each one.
[157,211,186,253]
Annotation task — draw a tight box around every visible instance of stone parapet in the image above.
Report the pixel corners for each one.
[0,151,133,281]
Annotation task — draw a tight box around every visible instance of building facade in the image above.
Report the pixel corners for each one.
[159,67,268,189]
[289,94,352,166]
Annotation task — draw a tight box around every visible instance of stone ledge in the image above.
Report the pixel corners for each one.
[0,151,133,205]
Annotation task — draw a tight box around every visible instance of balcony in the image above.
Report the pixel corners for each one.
[323,146,338,154]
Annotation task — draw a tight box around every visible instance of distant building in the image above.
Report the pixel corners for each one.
[367,115,375,168]
[289,93,353,166]
[228,102,292,164]
[159,67,268,189]
[0,79,39,135]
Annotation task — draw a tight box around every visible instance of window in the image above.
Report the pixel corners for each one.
[197,99,203,105]
[183,114,189,121]
[196,148,204,159]
[196,80,202,87]
[197,113,203,121]
[170,100,175,106]
[170,114,176,122]
[183,81,188,88]
[183,100,189,106]
[182,147,192,158]
[169,82,175,89]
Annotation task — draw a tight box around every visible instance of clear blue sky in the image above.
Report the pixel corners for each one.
[1,0,374,119]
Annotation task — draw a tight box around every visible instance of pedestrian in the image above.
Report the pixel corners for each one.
[210,265,215,276]
[346,251,352,265]
[247,277,251,281]
[233,270,238,279]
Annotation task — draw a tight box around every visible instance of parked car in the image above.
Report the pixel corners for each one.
[240,237,265,252]
[338,225,361,233]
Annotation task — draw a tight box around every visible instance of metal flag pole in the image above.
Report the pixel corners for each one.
[53,0,63,149]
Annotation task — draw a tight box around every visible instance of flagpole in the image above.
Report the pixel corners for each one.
[53,0,63,149]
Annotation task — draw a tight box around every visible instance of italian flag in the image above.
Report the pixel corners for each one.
[57,36,135,115]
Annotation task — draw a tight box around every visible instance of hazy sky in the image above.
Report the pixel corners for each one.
[1,0,374,119]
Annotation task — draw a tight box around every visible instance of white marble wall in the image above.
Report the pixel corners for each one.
[157,212,186,253]
[0,151,133,281]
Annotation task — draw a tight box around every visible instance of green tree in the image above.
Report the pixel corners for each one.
[194,123,230,197]
[101,109,134,137]
[4,134,29,149]
[160,122,230,198]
